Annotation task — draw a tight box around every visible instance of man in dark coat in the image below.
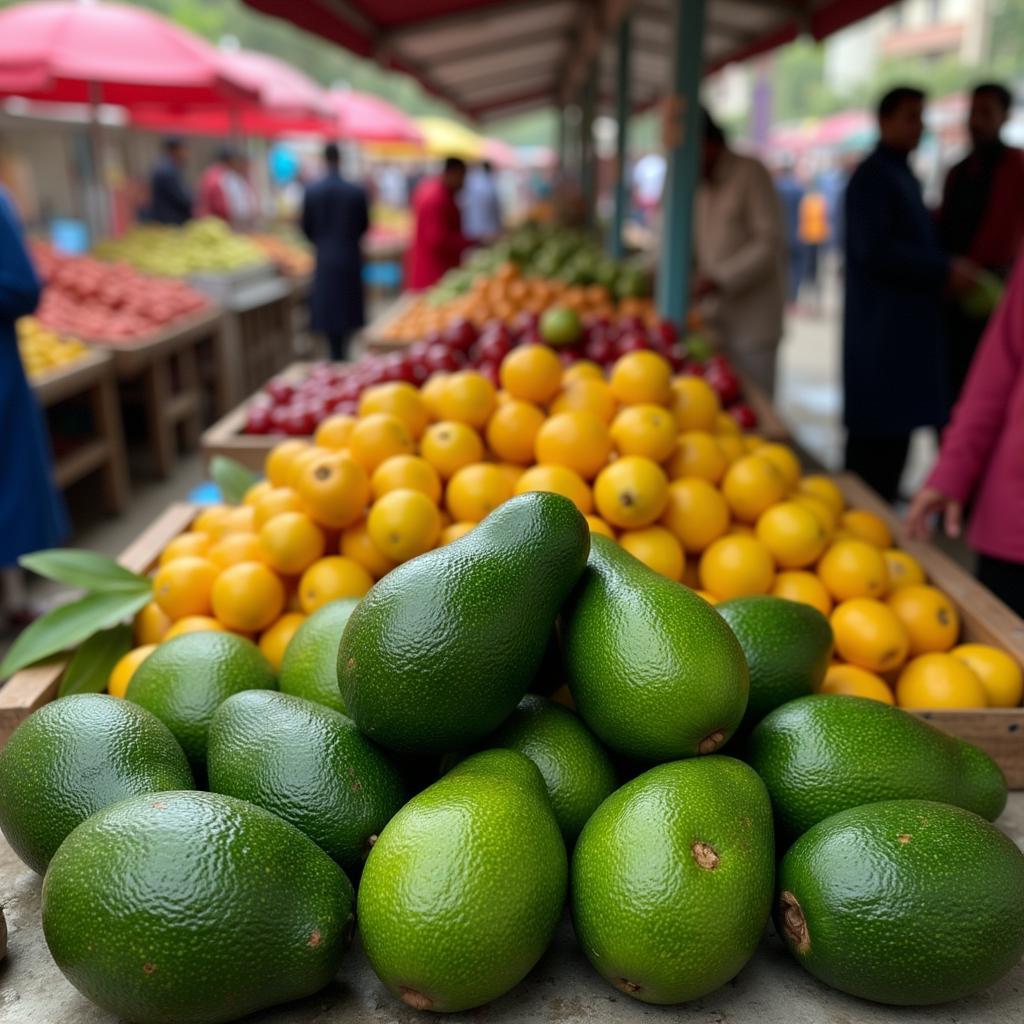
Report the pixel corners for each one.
[301,143,370,361]
[147,137,192,225]
[842,87,979,503]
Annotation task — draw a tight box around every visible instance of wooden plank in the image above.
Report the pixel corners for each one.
[359,293,419,353]
[30,348,113,407]
[51,439,109,490]
[99,307,226,378]
[916,708,1024,789]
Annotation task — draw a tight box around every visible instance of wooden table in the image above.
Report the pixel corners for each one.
[30,349,129,513]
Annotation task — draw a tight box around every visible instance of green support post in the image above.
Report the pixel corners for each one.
[611,15,631,259]
[657,0,707,324]
[556,105,567,176]
[580,65,597,227]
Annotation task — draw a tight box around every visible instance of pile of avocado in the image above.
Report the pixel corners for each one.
[0,491,1021,1023]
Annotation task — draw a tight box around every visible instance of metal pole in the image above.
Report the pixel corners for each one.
[556,104,567,176]
[656,0,707,323]
[580,65,596,227]
[611,15,631,259]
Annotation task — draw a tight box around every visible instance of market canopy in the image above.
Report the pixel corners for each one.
[328,90,424,148]
[415,117,485,160]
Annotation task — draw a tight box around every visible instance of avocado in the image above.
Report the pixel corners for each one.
[485,695,616,842]
[748,694,1007,837]
[0,694,193,873]
[279,598,358,714]
[572,756,774,1003]
[126,631,276,769]
[42,790,354,1024]
[358,749,567,1012]
[716,596,833,729]
[777,799,1024,1005]
[562,535,749,761]
[207,690,404,875]
[339,492,590,754]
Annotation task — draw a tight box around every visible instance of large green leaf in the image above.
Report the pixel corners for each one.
[19,549,149,594]
[0,590,152,679]
[57,624,134,698]
[210,456,260,504]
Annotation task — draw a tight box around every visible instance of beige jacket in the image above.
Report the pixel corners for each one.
[695,149,786,353]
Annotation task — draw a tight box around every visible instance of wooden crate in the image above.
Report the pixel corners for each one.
[837,472,1024,787]
[0,504,197,747]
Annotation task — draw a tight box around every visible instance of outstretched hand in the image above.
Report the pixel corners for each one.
[905,486,962,541]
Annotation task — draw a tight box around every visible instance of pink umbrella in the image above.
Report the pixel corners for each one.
[483,137,519,169]
[217,48,329,119]
[328,90,423,146]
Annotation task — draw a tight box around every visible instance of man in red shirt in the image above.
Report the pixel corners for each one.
[406,157,468,290]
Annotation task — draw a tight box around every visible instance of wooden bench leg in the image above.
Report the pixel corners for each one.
[143,361,176,478]
[90,371,130,512]
[176,345,203,450]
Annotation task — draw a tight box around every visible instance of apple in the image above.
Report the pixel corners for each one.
[425,344,461,373]
[728,402,757,429]
[585,332,617,366]
[443,318,479,352]
[476,328,512,364]
[650,319,679,350]
[616,331,651,356]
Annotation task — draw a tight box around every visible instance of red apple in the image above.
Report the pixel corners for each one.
[728,402,758,429]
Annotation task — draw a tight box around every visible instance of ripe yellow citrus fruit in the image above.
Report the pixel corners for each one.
[347,413,415,472]
[485,399,546,465]
[550,379,617,424]
[209,505,256,539]
[420,420,485,479]
[610,404,677,462]
[368,488,442,562]
[210,561,285,633]
[446,463,513,522]
[313,413,356,450]
[534,411,612,480]
[493,463,524,491]
[295,452,370,529]
[340,519,398,580]
[951,644,1024,708]
[206,533,265,569]
[619,526,685,581]
[359,381,429,439]
[669,376,720,431]
[840,508,893,549]
[715,411,741,436]
[797,474,844,515]
[771,571,834,617]
[152,556,219,621]
[134,601,172,645]
[887,584,960,654]
[514,464,593,515]
[755,500,828,569]
[251,486,305,529]
[666,431,727,484]
[883,548,926,590]
[744,435,765,452]
[716,433,745,465]
[698,534,776,600]
[499,345,563,404]
[817,539,890,601]
[440,522,475,544]
[693,589,719,604]
[298,556,373,613]
[259,511,326,576]
[609,351,672,406]
[257,612,307,671]
[242,479,273,508]
[593,456,669,529]
[896,653,988,709]
[438,370,498,428]
[585,515,616,539]
[190,505,233,538]
[158,532,211,566]
[265,439,310,488]
[371,454,441,504]
[562,360,603,385]
[755,443,800,489]
[819,663,894,704]
[164,615,226,640]
[720,454,787,522]
[660,477,731,553]
[420,373,450,419]
[108,645,157,699]
[830,598,909,673]
[791,493,838,534]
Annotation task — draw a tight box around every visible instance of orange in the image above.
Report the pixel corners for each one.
[485,399,546,465]
[134,600,172,645]
[493,463,524,492]
[951,644,1024,708]
[265,439,310,488]
[609,351,672,406]
[755,443,801,489]
[164,615,226,640]
[660,478,730,553]
[152,556,219,621]
[340,520,397,580]
[314,413,356,450]
[666,431,727,483]
[720,454,787,522]
[207,532,265,569]
[259,511,326,576]
[298,556,373,613]
[791,493,838,534]
[714,411,741,436]
[551,379,617,424]
[285,446,332,489]
[670,376,720,431]
[534,411,612,480]
[693,589,719,604]
[817,539,889,601]
[371,454,441,504]
[609,404,677,462]
[420,420,484,479]
[242,479,273,508]
[798,475,844,515]
[883,548,926,590]
[514,464,593,515]
[359,381,429,438]
[210,505,256,539]
[593,456,669,529]
[347,413,415,472]
[830,598,910,673]
[840,508,893,549]
[368,488,442,562]
[819,663,894,704]
[743,435,766,452]
[585,515,616,539]
[210,561,285,633]
[619,526,685,581]
[886,584,959,654]
[755,501,828,569]
[420,373,451,419]
[251,486,304,529]
[190,505,233,538]
[896,653,988,709]
[699,535,776,600]
[499,345,563,404]
[446,463,513,523]
[562,360,603,385]
[258,612,306,670]
[295,451,371,529]
[108,645,157,699]
[438,370,498,428]
[716,434,745,465]
[157,534,212,572]
[440,521,476,545]
[771,571,833,617]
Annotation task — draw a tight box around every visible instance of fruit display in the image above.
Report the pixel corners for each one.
[249,231,314,276]
[16,317,89,377]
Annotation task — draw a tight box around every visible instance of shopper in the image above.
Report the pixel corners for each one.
[197,146,256,229]
[797,182,830,311]
[842,86,980,503]
[906,255,1024,616]
[693,110,786,397]
[774,160,805,306]
[0,187,68,627]
[938,82,1024,403]
[460,161,502,244]
[406,157,468,291]
[301,142,370,363]
[147,136,192,225]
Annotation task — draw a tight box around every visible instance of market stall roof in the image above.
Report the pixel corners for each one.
[240,0,902,122]
[328,90,424,145]
[416,116,486,159]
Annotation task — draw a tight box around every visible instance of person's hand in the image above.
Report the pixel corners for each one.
[905,486,963,541]
[692,274,719,300]
[948,257,981,295]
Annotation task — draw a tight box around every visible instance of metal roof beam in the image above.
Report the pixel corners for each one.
[560,0,634,105]
[395,26,572,71]
[381,0,561,43]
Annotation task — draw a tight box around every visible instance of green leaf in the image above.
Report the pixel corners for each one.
[210,456,261,505]
[57,624,134,698]
[0,591,152,679]
[19,549,149,594]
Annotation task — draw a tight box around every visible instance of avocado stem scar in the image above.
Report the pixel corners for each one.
[400,987,433,1010]
[616,978,641,994]
[779,890,810,954]
[692,841,720,870]
[698,730,725,754]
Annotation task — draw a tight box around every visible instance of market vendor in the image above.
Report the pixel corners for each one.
[147,136,193,226]
[406,157,469,290]
[0,187,68,627]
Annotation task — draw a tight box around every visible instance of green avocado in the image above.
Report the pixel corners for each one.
[278,598,358,713]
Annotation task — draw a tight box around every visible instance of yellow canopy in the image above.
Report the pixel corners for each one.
[415,117,485,161]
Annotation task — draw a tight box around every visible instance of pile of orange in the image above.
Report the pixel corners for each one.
[113,347,1021,712]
